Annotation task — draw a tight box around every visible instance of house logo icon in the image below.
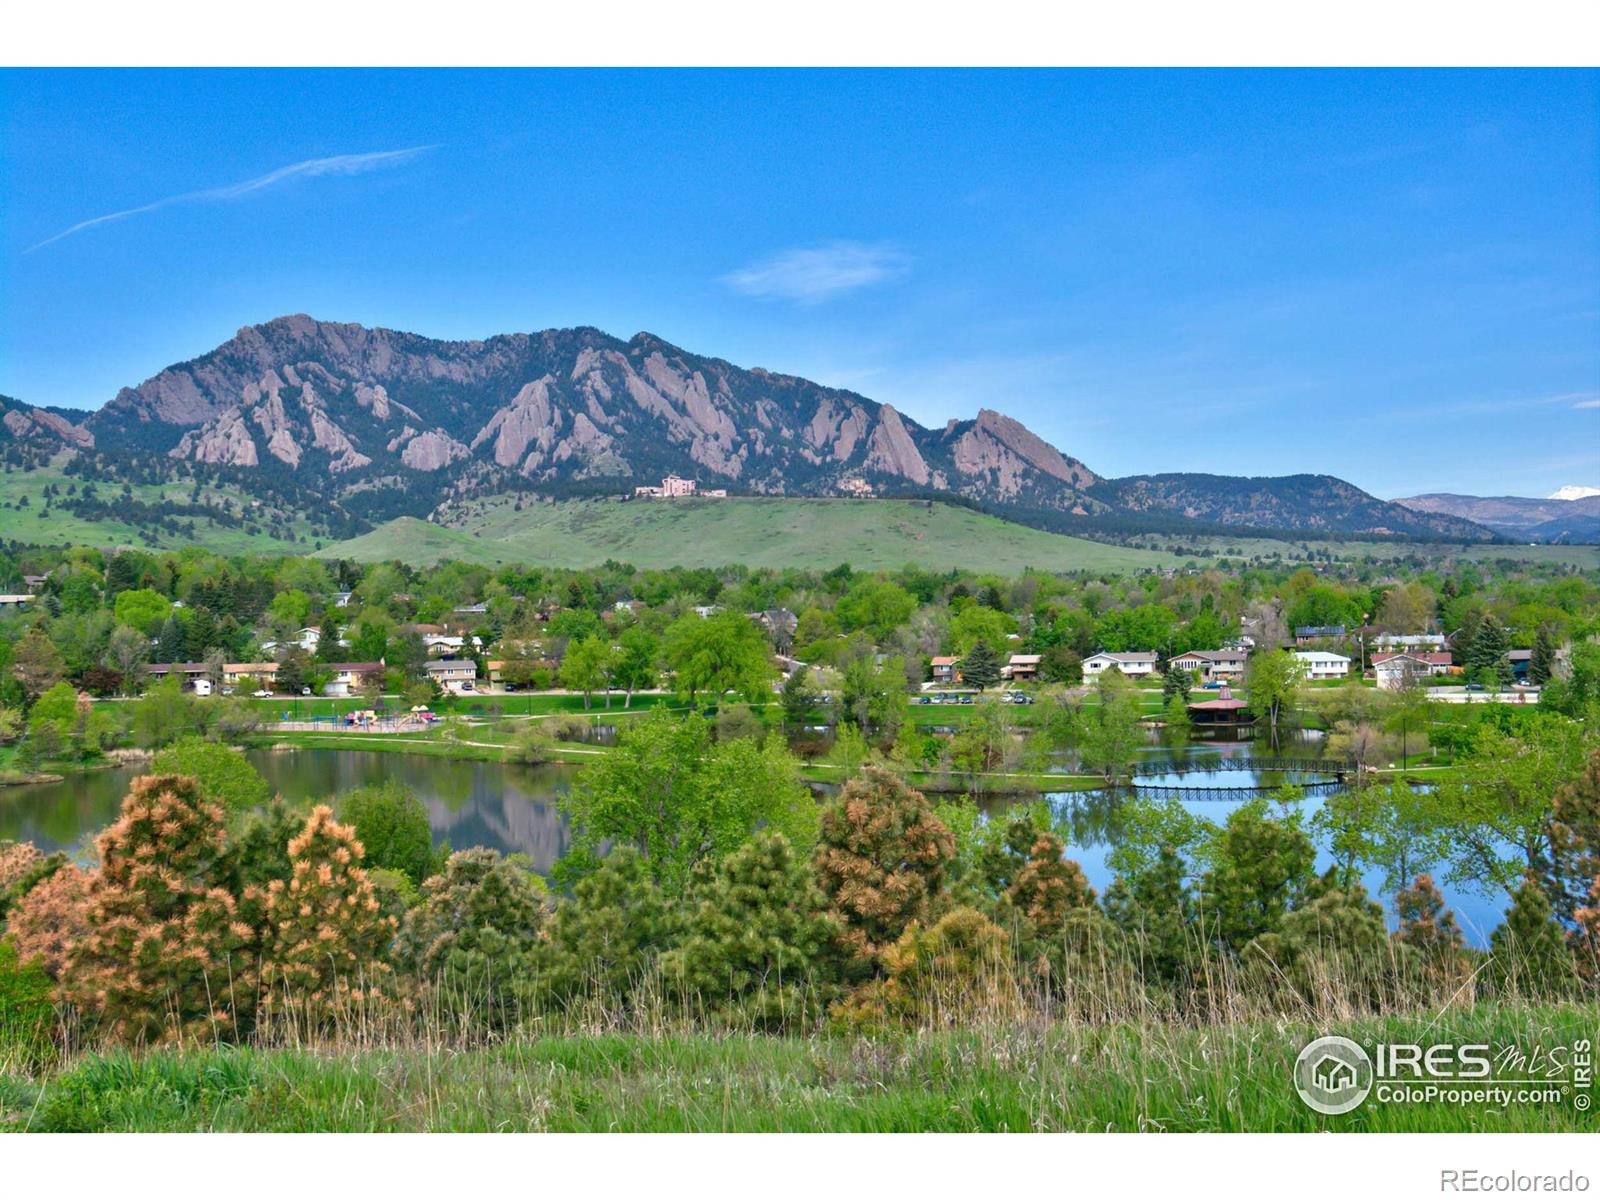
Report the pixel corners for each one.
[1294,1035,1373,1115]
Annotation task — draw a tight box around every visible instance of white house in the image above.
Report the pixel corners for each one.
[1371,651,1452,690]
[423,634,467,657]
[1371,633,1446,652]
[1082,651,1160,679]
[262,626,321,655]
[1293,650,1351,681]
[1169,649,1249,682]
[0,593,36,610]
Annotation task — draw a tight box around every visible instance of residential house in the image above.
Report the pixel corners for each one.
[323,661,385,698]
[331,591,354,608]
[21,573,48,590]
[423,634,467,657]
[692,604,721,618]
[749,608,799,640]
[1507,649,1533,683]
[1004,653,1042,682]
[1372,652,1452,690]
[613,599,648,615]
[1292,650,1351,680]
[224,663,278,688]
[1294,625,1346,646]
[145,662,210,689]
[1371,633,1446,653]
[930,655,961,685]
[262,626,321,655]
[453,603,489,618]
[1082,651,1160,679]
[0,593,35,610]
[1169,648,1249,682]
[425,658,478,694]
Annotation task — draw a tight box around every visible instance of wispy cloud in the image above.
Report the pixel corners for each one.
[722,241,909,305]
[28,145,438,252]
[1572,395,1600,410]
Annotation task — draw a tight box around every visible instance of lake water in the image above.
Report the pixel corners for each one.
[1,743,1511,946]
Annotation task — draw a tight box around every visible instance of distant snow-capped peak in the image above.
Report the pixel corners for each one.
[1548,485,1600,501]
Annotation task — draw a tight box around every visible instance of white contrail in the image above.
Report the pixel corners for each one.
[27,145,438,251]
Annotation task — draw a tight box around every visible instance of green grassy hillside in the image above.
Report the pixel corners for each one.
[316,497,1185,572]
[0,456,323,555]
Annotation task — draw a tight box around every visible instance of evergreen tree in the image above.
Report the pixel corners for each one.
[536,846,678,1015]
[339,780,440,887]
[66,775,255,1043]
[1546,747,1600,925]
[262,806,396,1028]
[813,767,955,977]
[1529,625,1558,687]
[1465,615,1512,688]
[1200,803,1316,953]
[1489,876,1577,1000]
[1161,663,1192,705]
[1394,873,1467,988]
[665,832,842,1029]
[1105,844,1196,988]
[959,637,1002,691]
[398,848,547,1031]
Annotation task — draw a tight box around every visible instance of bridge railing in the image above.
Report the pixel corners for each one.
[1128,756,1352,779]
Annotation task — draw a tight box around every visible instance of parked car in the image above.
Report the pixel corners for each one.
[1464,683,1487,692]
[958,695,974,705]
[253,689,273,698]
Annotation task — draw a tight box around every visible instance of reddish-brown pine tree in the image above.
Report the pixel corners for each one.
[66,775,256,1044]
[813,767,955,976]
[1006,831,1095,940]
[6,863,93,983]
[260,805,396,1031]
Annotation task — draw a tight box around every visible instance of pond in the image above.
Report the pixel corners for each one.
[1,743,1511,946]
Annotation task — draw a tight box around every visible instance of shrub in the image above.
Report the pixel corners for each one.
[1,841,66,924]
[65,775,255,1044]
[398,848,546,1033]
[838,907,1019,1030]
[339,780,440,887]
[813,767,955,978]
[665,833,842,1030]
[0,937,55,1069]
[537,847,678,1019]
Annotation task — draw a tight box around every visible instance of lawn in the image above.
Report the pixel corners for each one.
[3,1004,1590,1132]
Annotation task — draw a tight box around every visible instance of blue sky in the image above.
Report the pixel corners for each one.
[2,69,1596,498]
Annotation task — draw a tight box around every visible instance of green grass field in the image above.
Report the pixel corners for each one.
[3,1005,1590,1132]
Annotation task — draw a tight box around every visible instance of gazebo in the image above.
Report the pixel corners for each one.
[1187,685,1253,730]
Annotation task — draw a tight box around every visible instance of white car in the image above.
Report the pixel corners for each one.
[253,689,273,698]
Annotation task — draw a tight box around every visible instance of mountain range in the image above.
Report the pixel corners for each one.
[1395,491,1600,544]
[0,315,1505,546]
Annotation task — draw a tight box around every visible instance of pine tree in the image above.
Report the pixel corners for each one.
[261,806,396,1029]
[1529,625,1558,687]
[1005,830,1094,941]
[1395,873,1465,964]
[1465,615,1511,688]
[399,847,547,1031]
[1105,844,1196,989]
[665,832,842,1029]
[1200,804,1316,954]
[1161,663,1192,705]
[1545,747,1600,925]
[66,775,255,1043]
[536,846,678,1018]
[813,767,955,977]
[959,637,1002,691]
[1489,876,1577,1000]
